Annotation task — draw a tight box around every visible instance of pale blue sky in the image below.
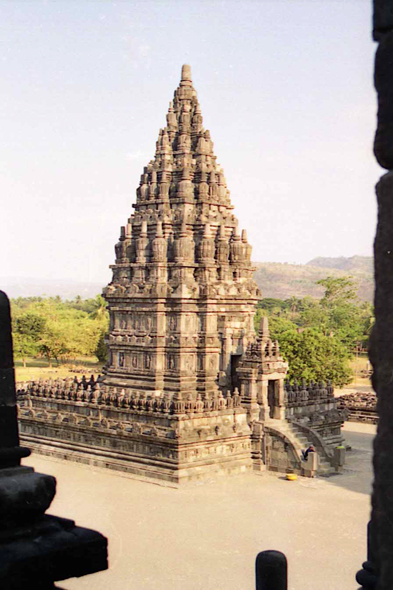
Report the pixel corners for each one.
[0,0,380,285]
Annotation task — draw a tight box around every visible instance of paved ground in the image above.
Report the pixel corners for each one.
[23,422,376,590]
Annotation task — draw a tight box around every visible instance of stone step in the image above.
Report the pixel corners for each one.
[286,432,309,444]
[268,421,334,475]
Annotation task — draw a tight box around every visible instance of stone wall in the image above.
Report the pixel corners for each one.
[17,377,252,484]
[263,429,302,475]
[16,375,345,480]
[284,379,335,415]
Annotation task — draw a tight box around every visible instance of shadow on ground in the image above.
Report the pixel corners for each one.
[319,424,375,496]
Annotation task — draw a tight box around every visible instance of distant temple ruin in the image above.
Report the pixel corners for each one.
[17,66,346,484]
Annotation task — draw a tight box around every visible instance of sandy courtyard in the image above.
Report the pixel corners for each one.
[22,422,375,590]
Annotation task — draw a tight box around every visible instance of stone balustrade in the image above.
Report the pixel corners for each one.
[284,379,334,405]
[283,379,343,424]
[16,377,243,416]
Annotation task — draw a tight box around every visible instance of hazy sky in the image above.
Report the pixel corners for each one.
[0,0,381,286]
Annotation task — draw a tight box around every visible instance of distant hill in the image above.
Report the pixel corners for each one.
[1,256,374,302]
[253,256,374,302]
[306,256,373,274]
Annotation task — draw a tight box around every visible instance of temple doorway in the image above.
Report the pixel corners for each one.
[268,380,277,419]
[230,354,242,393]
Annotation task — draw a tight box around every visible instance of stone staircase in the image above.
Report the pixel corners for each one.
[266,419,335,477]
[286,421,334,476]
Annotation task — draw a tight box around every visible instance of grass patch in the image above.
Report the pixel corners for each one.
[338,353,372,391]
[15,356,104,383]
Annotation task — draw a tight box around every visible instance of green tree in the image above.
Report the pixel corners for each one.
[88,296,109,363]
[66,316,102,358]
[254,276,374,385]
[38,320,70,366]
[317,276,358,306]
[268,316,299,339]
[278,328,353,387]
[12,311,47,367]
[88,295,108,323]
[300,275,369,352]
[257,298,287,314]
[12,332,38,368]
[10,296,109,368]
[14,311,46,340]
[284,296,302,314]
[358,301,374,349]
[95,330,108,363]
[299,299,330,332]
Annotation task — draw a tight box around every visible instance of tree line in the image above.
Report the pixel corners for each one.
[11,275,373,386]
[255,276,374,386]
[11,295,109,367]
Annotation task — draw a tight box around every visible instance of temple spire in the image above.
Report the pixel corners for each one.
[259,317,270,341]
[181,64,192,82]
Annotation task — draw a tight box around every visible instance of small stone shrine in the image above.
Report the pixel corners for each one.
[17,65,346,484]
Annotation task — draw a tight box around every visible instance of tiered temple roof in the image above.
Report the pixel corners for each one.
[105,64,258,301]
[103,65,260,398]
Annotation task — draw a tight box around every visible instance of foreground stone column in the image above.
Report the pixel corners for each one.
[357,3,393,588]
[0,291,108,588]
[255,550,287,590]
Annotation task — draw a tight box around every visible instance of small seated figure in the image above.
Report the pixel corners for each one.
[302,445,315,461]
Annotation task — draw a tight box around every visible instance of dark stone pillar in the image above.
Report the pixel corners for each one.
[255,550,287,590]
[357,3,393,588]
[0,291,108,588]
[0,292,30,465]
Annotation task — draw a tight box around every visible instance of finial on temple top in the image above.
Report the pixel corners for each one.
[181,64,192,81]
[260,316,270,341]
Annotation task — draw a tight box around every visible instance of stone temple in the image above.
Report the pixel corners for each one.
[16,65,347,484]
[104,63,260,409]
